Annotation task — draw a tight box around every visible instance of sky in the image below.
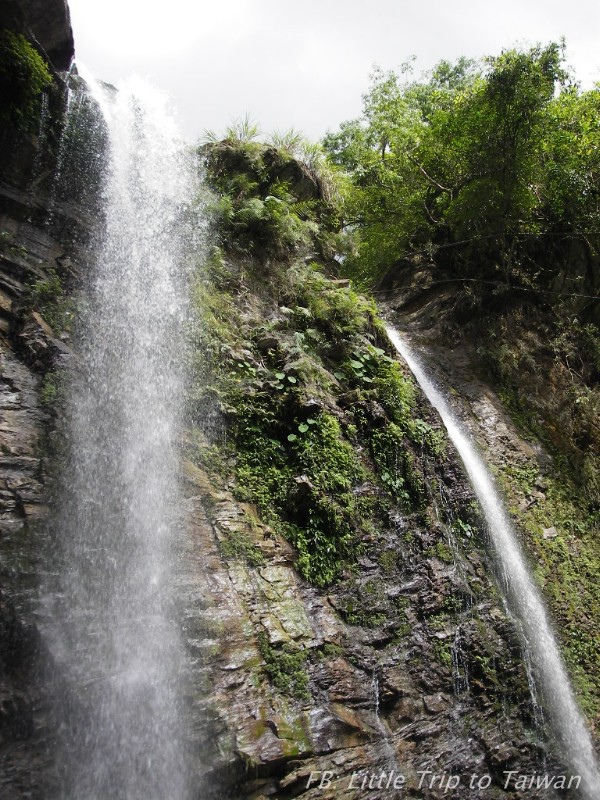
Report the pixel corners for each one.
[68,0,600,143]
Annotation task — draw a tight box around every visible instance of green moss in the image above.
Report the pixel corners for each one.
[378,549,398,573]
[186,259,458,589]
[187,163,460,597]
[233,400,367,586]
[370,424,423,507]
[370,358,416,422]
[337,597,387,628]
[218,526,265,567]
[428,613,450,632]
[39,368,66,408]
[496,458,600,724]
[0,30,52,131]
[298,272,379,346]
[336,577,388,627]
[257,632,310,700]
[433,640,453,668]
[201,140,340,262]
[316,642,344,660]
[0,231,27,258]
[28,269,75,333]
[435,541,454,563]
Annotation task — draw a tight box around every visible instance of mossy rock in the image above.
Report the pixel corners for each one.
[0,29,52,131]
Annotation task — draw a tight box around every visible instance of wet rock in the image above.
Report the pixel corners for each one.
[3,0,75,71]
[423,692,451,714]
[255,336,279,354]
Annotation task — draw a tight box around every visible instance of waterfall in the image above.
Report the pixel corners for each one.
[386,327,600,800]
[45,75,198,799]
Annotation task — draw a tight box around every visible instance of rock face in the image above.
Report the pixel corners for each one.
[0,3,595,799]
[0,6,84,793]
[0,0,74,71]
[176,242,575,797]
[182,459,562,799]
[381,264,600,740]
[0,191,58,798]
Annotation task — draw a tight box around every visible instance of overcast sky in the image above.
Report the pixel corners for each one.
[68,0,600,143]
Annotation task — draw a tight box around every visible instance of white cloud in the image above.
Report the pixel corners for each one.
[68,0,600,142]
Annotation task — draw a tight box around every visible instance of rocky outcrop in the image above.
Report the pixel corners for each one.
[176,218,574,798]
[0,6,81,794]
[183,455,563,799]
[0,298,57,799]
[0,0,74,72]
[382,265,600,740]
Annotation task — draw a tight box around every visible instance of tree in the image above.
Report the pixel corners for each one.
[324,43,580,289]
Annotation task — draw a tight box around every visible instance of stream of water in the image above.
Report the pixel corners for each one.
[46,74,197,799]
[386,327,600,800]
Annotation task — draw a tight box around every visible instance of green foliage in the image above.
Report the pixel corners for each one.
[370,358,415,421]
[218,526,265,567]
[0,30,52,131]
[268,128,305,154]
[452,518,475,540]
[28,269,74,333]
[370,424,418,506]
[257,632,310,699]
[496,456,600,722]
[433,639,453,668]
[232,392,367,586]
[323,41,599,293]
[317,642,344,660]
[188,242,456,595]
[201,135,342,262]
[187,251,453,589]
[292,267,380,353]
[203,114,261,145]
[0,231,27,258]
[337,597,386,628]
[343,351,442,507]
[39,368,65,408]
[187,251,457,588]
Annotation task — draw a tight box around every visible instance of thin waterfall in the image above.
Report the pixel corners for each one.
[386,327,600,800]
[45,75,198,799]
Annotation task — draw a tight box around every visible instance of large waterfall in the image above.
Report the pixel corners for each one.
[387,327,600,800]
[45,76,197,799]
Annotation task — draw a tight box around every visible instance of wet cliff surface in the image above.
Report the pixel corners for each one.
[174,140,586,798]
[0,3,597,799]
[381,261,600,739]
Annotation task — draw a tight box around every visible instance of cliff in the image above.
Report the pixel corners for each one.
[0,2,597,799]
[0,2,78,794]
[173,138,580,798]
[0,0,73,71]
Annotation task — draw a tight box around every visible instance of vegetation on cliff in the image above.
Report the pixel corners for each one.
[183,137,545,759]
[323,42,600,296]
[1,49,588,793]
[0,29,52,130]
[322,42,600,727]
[190,43,600,734]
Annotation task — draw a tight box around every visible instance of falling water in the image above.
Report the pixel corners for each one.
[386,327,600,800]
[46,75,197,799]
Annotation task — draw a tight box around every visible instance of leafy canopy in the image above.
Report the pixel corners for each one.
[323,42,600,291]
